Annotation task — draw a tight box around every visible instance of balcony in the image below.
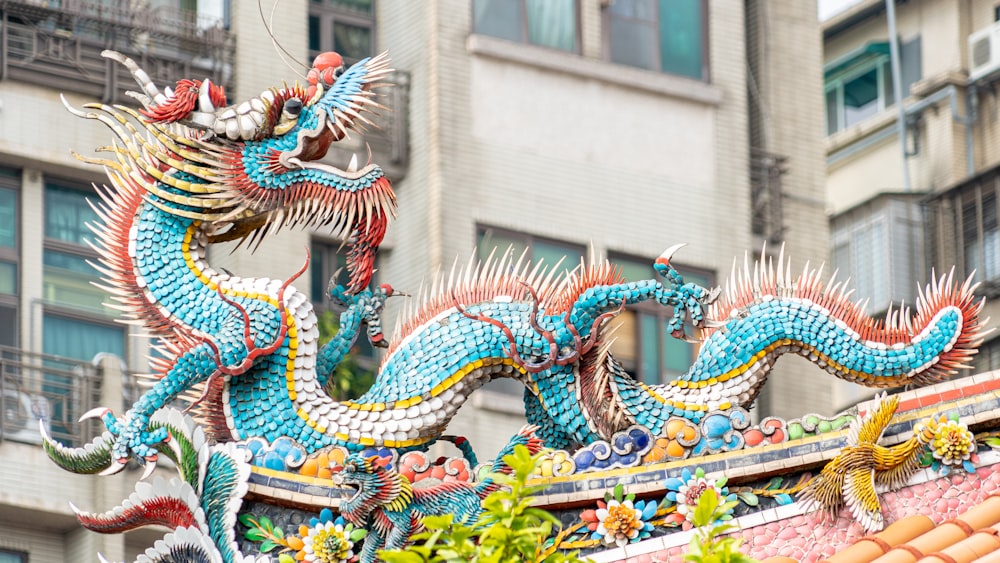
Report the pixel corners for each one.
[0,0,233,102]
[0,345,137,447]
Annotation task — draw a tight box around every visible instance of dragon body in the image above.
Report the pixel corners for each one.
[47,52,986,474]
[334,426,544,562]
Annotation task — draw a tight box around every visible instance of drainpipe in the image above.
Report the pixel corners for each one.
[886,0,911,192]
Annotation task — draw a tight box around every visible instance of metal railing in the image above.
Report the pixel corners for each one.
[1,0,233,102]
[0,345,134,447]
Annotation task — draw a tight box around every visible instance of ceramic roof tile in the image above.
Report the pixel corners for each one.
[816,515,935,563]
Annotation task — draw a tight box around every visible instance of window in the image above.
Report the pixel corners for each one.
[605,0,706,80]
[962,190,1000,284]
[608,253,712,384]
[0,168,18,348]
[831,196,923,315]
[309,0,375,64]
[0,549,27,563]
[825,38,921,135]
[43,180,125,359]
[310,239,377,368]
[473,0,579,53]
[475,227,586,396]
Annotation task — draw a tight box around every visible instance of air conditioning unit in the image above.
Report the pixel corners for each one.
[1,386,51,445]
[969,21,1000,82]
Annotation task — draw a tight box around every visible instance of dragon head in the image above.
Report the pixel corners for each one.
[96,50,398,292]
[332,454,410,526]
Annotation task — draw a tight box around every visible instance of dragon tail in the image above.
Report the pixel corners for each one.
[697,249,988,396]
[474,425,543,498]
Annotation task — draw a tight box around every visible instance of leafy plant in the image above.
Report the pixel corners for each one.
[683,489,758,563]
[379,445,590,563]
[317,309,376,400]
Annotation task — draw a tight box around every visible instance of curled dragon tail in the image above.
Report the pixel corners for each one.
[474,425,543,498]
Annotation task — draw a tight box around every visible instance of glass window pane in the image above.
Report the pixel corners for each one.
[608,0,656,20]
[608,310,637,375]
[610,18,657,70]
[45,183,99,245]
[532,239,584,276]
[0,261,16,295]
[309,14,321,52]
[526,0,576,51]
[44,251,109,314]
[843,68,880,128]
[0,188,16,249]
[658,0,703,79]
[333,21,371,61]
[332,0,372,12]
[613,256,653,283]
[0,551,26,563]
[477,229,528,263]
[662,322,692,376]
[826,89,840,135]
[474,0,524,43]
[0,305,16,347]
[43,314,125,361]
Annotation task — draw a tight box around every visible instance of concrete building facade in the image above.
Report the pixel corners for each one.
[0,1,829,560]
[821,0,1000,410]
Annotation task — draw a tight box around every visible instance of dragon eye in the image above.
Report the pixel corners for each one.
[274,98,303,135]
[282,98,302,118]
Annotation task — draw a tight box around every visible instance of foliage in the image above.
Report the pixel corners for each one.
[317,309,376,400]
[683,489,758,563]
[378,445,590,563]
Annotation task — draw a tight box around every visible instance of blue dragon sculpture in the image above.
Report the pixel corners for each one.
[44,53,985,470]
[41,49,989,562]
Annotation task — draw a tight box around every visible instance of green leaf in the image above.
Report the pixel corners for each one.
[278,554,296,563]
[350,528,368,541]
[259,540,278,553]
[985,436,1000,448]
[614,483,624,501]
[237,513,257,528]
[259,515,273,533]
[273,526,284,539]
[244,528,267,542]
[766,476,784,490]
[715,476,727,489]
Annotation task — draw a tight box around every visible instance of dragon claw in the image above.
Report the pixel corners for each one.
[140,457,158,480]
[99,460,128,476]
[79,407,112,423]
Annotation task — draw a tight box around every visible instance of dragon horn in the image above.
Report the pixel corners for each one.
[140,458,158,481]
[99,460,127,476]
[658,243,687,265]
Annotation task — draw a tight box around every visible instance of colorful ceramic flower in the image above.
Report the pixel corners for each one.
[918,415,979,473]
[287,508,364,563]
[579,485,655,547]
[663,467,736,527]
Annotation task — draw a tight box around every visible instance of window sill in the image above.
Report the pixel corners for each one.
[470,388,525,416]
[466,34,723,106]
[825,109,898,157]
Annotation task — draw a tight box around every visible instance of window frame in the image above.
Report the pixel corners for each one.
[602,0,709,81]
[958,182,1000,285]
[607,251,713,385]
[471,0,582,54]
[308,0,376,65]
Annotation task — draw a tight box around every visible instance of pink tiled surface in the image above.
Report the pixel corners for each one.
[615,464,1000,563]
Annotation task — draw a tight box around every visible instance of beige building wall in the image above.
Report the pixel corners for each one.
[823,0,1000,408]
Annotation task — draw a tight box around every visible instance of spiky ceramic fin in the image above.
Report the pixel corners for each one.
[199,443,252,563]
[41,423,115,475]
[71,477,206,534]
